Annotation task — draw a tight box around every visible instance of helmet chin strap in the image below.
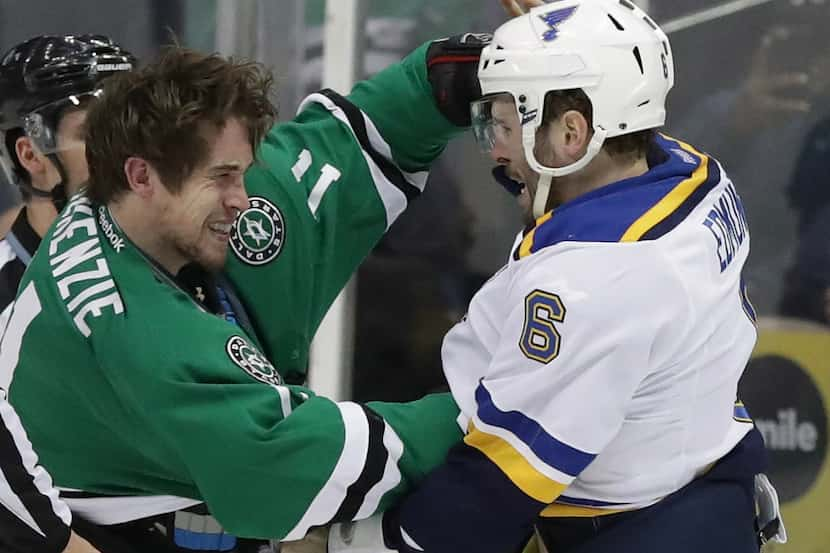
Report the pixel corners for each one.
[44,152,69,212]
[532,172,554,221]
[522,126,608,219]
[22,152,69,213]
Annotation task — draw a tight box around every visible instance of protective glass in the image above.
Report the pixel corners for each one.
[0,143,18,191]
[21,89,102,155]
[470,92,519,154]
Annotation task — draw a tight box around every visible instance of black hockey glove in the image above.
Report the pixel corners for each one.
[426,33,492,127]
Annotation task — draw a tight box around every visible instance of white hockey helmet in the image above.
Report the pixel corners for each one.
[473,0,674,217]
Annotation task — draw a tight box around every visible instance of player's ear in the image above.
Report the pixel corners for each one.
[15,135,49,178]
[560,110,591,157]
[124,157,156,198]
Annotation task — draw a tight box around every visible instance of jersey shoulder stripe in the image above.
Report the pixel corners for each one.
[513,135,721,260]
[624,137,721,242]
[300,89,424,201]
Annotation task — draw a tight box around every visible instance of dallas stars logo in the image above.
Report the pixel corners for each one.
[230,196,285,266]
[243,218,271,247]
[226,335,282,387]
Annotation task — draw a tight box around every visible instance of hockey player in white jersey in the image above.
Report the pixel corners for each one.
[302,2,787,553]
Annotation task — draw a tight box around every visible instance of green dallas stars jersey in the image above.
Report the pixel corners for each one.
[227,42,462,383]
[0,43,464,540]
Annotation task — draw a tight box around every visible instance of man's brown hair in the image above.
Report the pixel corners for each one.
[85,47,277,204]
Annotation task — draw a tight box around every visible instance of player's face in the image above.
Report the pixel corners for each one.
[53,107,91,195]
[160,118,252,272]
[489,98,536,223]
[23,107,90,196]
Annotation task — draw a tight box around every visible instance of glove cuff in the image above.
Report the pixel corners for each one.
[426,33,492,127]
[329,515,396,553]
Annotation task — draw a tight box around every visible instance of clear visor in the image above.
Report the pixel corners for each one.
[22,89,101,155]
[470,92,519,154]
[0,142,19,191]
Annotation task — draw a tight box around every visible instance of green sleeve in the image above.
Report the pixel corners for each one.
[226,43,464,379]
[346,41,462,171]
[95,313,460,539]
[367,393,464,513]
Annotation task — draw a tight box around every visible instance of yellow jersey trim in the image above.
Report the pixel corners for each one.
[619,136,709,242]
[465,423,567,504]
[539,503,628,517]
[518,212,554,259]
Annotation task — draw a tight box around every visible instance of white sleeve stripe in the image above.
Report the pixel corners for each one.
[400,527,425,552]
[0,394,71,534]
[311,101,407,228]
[351,106,428,193]
[276,386,293,418]
[64,494,201,525]
[296,93,416,229]
[472,414,575,485]
[297,92,429,191]
[361,150,408,229]
[284,401,369,540]
[354,420,404,520]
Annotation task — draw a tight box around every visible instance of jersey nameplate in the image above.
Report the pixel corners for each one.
[46,198,124,337]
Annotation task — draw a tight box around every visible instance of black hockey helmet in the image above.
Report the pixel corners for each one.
[0,34,135,206]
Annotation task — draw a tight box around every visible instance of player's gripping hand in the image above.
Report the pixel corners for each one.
[281,526,329,553]
[500,0,547,17]
[62,531,100,553]
[425,1,547,127]
[426,33,492,127]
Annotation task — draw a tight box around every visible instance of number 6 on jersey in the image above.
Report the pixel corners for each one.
[519,289,566,364]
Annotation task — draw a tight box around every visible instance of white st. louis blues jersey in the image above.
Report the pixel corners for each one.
[442,134,757,515]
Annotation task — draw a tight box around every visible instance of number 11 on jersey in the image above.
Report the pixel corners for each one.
[291,149,342,219]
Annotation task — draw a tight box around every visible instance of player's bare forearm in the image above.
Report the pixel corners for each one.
[500,0,546,17]
[62,531,99,553]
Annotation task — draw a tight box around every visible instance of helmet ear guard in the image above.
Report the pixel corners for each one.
[476,0,674,218]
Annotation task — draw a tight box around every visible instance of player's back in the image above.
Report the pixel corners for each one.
[569,138,757,508]
[441,134,759,512]
[0,193,214,508]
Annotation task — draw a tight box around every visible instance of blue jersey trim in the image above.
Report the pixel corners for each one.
[475,382,595,477]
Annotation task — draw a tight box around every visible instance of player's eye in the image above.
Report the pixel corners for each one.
[210,172,235,182]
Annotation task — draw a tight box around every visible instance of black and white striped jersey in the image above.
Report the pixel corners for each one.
[0,209,72,553]
[0,209,39,321]
[0,391,72,552]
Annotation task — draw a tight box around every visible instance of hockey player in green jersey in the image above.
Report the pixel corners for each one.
[0,35,489,549]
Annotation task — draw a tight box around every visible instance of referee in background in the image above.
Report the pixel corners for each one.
[1,391,98,553]
[0,33,135,553]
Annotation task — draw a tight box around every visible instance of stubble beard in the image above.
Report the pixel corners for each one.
[174,229,228,273]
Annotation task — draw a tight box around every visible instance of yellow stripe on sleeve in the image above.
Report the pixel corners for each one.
[464,424,567,503]
[539,503,627,517]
